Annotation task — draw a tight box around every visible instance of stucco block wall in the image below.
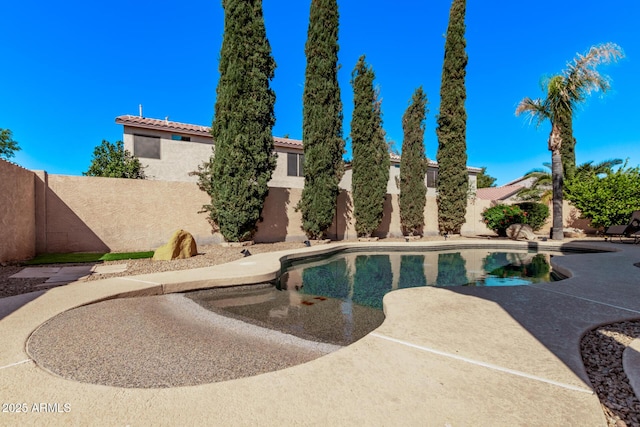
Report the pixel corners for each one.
[0,160,36,262]
[464,198,494,236]
[39,175,216,253]
[0,163,539,262]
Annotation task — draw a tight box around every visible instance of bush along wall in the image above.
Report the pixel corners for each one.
[481,202,549,236]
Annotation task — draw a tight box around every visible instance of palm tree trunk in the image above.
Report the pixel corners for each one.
[551,148,564,240]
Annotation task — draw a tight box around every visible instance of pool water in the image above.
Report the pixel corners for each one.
[186,249,561,346]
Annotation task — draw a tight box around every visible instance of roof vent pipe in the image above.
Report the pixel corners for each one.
[139,104,143,118]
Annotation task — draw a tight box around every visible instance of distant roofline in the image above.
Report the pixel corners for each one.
[115,115,303,148]
[475,184,524,200]
[115,115,482,171]
[389,153,481,172]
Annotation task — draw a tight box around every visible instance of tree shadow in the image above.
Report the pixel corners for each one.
[42,189,110,253]
[329,189,352,240]
[372,194,392,238]
[255,188,291,243]
[0,290,46,321]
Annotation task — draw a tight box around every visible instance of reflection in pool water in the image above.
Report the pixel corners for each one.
[186,249,560,345]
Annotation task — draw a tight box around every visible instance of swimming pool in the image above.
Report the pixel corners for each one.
[186,248,566,345]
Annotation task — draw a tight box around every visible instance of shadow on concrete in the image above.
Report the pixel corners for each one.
[432,241,640,395]
[0,290,47,321]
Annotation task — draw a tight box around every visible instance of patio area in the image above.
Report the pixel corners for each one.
[1,238,639,425]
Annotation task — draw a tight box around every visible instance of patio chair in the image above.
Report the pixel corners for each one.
[604,210,640,243]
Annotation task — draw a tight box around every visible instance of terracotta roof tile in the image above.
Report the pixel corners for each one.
[273,136,303,148]
[475,185,523,200]
[115,115,211,136]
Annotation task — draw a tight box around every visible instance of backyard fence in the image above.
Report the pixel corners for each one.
[1,159,505,262]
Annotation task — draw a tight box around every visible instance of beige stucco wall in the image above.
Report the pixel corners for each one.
[123,126,215,182]
[0,160,36,262]
[0,163,532,261]
[39,175,216,253]
[269,147,305,189]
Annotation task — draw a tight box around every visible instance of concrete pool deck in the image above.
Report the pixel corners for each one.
[0,238,639,425]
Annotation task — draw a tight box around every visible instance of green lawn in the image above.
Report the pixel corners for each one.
[24,251,155,265]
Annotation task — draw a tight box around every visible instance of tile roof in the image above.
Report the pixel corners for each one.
[116,115,211,136]
[273,136,303,148]
[475,185,523,200]
[115,115,303,148]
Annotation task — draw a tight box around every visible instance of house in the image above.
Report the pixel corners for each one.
[340,153,481,196]
[116,115,481,192]
[116,115,305,187]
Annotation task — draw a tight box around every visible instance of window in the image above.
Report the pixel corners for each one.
[427,169,438,188]
[133,134,161,159]
[171,134,191,142]
[287,153,304,177]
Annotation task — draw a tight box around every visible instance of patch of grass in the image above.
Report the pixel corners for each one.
[24,251,154,265]
[100,251,154,261]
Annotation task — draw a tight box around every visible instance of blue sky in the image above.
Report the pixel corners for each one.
[2,0,638,185]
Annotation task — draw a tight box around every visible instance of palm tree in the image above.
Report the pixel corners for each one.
[574,158,623,179]
[516,43,623,240]
[517,158,623,203]
[517,163,553,203]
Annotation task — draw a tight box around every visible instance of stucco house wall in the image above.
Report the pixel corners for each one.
[122,125,214,182]
[0,160,36,262]
[118,115,306,188]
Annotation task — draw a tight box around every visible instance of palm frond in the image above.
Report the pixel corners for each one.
[563,43,624,104]
[515,97,550,127]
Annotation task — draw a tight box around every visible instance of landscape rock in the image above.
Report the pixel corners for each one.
[564,227,586,238]
[505,224,537,241]
[153,230,198,261]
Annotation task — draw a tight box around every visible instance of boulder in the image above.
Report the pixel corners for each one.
[564,227,586,238]
[506,224,537,241]
[153,230,198,261]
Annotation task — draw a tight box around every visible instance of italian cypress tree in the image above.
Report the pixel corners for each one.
[559,114,576,180]
[351,55,390,237]
[297,0,344,239]
[208,0,277,242]
[435,0,468,234]
[399,87,428,236]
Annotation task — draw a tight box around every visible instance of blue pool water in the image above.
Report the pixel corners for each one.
[187,249,563,345]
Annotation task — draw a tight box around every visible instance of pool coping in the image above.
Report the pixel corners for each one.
[1,238,638,425]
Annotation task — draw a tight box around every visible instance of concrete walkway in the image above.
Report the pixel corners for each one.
[0,239,638,426]
[9,264,128,284]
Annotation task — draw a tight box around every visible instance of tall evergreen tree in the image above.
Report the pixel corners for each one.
[204,0,277,242]
[399,87,428,236]
[350,55,389,237]
[435,0,468,234]
[297,0,344,239]
[559,114,576,180]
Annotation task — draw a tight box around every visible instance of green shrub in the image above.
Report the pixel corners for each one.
[515,202,550,231]
[482,204,525,236]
